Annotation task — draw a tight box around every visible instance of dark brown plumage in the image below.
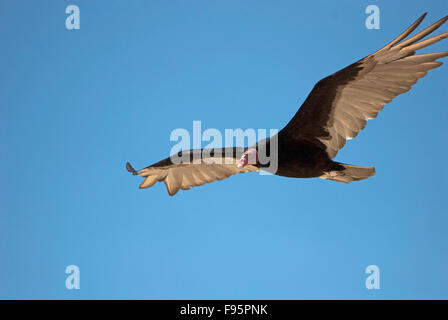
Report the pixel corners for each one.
[127,13,448,196]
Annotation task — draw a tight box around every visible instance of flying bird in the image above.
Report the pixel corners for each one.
[127,13,448,196]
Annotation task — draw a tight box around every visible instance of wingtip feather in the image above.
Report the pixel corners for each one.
[378,13,427,52]
[126,162,139,175]
[139,176,158,189]
[397,15,448,49]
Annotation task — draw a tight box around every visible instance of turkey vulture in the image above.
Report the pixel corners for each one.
[127,13,448,196]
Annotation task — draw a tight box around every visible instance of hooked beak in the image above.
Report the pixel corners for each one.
[237,156,247,168]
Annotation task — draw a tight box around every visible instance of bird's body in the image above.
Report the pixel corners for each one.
[256,135,334,178]
[127,13,447,196]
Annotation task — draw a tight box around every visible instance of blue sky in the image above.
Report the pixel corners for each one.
[1,0,447,299]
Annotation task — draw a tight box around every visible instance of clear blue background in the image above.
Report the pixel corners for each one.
[1,0,447,299]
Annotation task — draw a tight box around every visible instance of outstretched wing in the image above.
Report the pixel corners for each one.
[127,148,258,196]
[280,13,448,158]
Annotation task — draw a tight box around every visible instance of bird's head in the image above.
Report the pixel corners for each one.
[237,148,258,168]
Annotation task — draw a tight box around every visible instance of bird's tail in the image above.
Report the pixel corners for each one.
[320,163,376,183]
